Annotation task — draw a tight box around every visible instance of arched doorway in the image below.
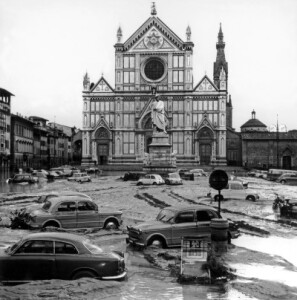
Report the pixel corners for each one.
[95,128,110,165]
[197,127,214,165]
[282,148,292,169]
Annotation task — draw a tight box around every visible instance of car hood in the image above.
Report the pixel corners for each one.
[129,220,170,230]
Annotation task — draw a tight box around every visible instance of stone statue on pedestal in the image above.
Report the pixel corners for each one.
[151,94,167,133]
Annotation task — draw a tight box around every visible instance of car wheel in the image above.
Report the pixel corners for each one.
[104,220,119,230]
[43,221,59,229]
[214,195,220,202]
[280,180,286,185]
[72,270,97,280]
[148,236,166,248]
[152,182,157,185]
[137,182,143,186]
[227,232,231,244]
[246,195,256,202]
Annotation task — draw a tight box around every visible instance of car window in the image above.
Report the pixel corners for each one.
[78,201,96,211]
[197,210,218,221]
[42,200,52,211]
[16,240,54,254]
[57,201,76,212]
[175,211,194,223]
[55,241,78,254]
[231,183,243,190]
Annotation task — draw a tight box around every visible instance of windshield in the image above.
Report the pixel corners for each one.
[156,208,175,223]
[6,239,22,254]
[42,200,52,211]
[83,240,103,254]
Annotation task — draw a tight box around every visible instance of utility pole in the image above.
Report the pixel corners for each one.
[276,115,279,169]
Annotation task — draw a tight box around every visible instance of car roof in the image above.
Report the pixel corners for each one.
[47,196,92,205]
[22,232,86,243]
[164,205,217,212]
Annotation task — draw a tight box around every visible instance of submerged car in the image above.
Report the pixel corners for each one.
[276,174,297,185]
[165,173,183,185]
[126,205,239,248]
[209,180,259,202]
[136,174,164,186]
[36,191,92,203]
[68,172,91,183]
[26,196,122,230]
[7,174,37,184]
[0,232,126,283]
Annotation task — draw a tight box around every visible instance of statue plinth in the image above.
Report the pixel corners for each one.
[143,132,176,175]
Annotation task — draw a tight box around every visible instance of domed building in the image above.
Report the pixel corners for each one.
[241,111,297,170]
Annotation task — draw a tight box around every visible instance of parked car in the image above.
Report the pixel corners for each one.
[126,205,239,248]
[165,173,183,185]
[188,169,208,176]
[67,172,91,183]
[7,174,37,184]
[31,171,48,180]
[47,171,61,180]
[209,180,259,202]
[0,232,126,283]
[50,168,73,177]
[136,174,164,186]
[276,173,297,185]
[279,199,297,218]
[26,196,122,230]
[123,172,146,181]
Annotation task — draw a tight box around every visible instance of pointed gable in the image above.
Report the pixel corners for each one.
[123,16,185,51]
[90,77,114,93]
[194,75,218,92]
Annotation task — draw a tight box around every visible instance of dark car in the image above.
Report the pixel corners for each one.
[7,174,37,184]
[26,196,122,230]
[127,205,240,248]
[0,232,126,283]
[276,174,297,185]
[123,172,146,181]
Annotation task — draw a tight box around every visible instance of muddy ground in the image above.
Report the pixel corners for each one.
[0,174,297,300]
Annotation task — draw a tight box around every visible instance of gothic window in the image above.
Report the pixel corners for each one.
[187,55,190,67]
[187,70,190,81]
[186,114,190,126]
[123,132,135,154]
[117,115,120,127]
[123,114,135,127]
[186,138,191,155]
[173,55,184,67]
[124,56,134,68]
[116,56,121,68]
[178,101,183,111]
[173,101,178,111]
[90,115,95,127]
[209,101,213,110]
[84,102,87,111]
[193,100,198,110]
[84,138,87,155]
[198,101,203,110]
[84,115,87,126]
[173,71,184,83]
[221,114,225,126]
[116,137,121,155]
[116,71,121,83]
[100,101,104,112]
[193,113,198,126]
[91,102,95,111]
[214,101,218,110]
[173,132,184,154]
[106,102,109,111]
[203,101,208,110]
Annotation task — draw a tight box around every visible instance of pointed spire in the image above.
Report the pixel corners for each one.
[218,23,224,43]
[151,2,157,15]
[252,110,256,119]
[83,72,90,90]
[117,26,122,43]
[186,25,191,41]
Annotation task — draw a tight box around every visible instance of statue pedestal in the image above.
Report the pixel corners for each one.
[143,132,176,175]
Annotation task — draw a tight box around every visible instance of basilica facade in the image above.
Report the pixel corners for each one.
[81,5,232,167]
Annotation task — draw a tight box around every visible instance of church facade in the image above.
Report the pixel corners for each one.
[81,5,232,167]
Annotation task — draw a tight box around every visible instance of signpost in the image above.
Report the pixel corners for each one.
[209,169,228,214]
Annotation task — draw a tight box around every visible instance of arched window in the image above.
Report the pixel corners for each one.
[84,115,87,126]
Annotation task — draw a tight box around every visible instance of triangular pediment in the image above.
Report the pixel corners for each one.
[194,75,218,92]
[197,113,215,132]
[90,77,114,93]
[91,116,111,139]
[130,26,178,52]
[123,16,184,51]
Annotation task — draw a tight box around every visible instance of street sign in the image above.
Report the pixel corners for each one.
[209,170,228,190]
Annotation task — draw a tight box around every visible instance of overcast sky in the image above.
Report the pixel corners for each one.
[1,0,297,131]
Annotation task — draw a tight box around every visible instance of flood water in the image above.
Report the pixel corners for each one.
[1,174,297,299]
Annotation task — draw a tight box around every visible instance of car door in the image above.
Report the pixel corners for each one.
[54,241,80,279]
[228,182,245,200]
[5,240,55,281]
[77,201,100,228]
[171,210,197,246]
[196,209,219,237]
[53,201,77,228]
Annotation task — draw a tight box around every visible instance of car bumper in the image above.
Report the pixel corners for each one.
[101,270,127,280]
[126,237,145,247]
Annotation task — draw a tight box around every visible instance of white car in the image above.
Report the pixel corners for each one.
[165,173,183,185]
[67,173,91,183]
[137,174,164,186]
[209,180,259,202]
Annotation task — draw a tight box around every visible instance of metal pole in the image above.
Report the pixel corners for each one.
[218,189,221,214]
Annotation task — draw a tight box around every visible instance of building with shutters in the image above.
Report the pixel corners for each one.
[81,4,232,167]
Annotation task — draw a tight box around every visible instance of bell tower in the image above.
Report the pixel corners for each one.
[213,24,228,91]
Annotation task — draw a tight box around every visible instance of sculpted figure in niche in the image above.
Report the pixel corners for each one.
[151,94,166,133]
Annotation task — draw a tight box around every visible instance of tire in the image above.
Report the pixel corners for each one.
[280,180,286,185]
[246,195,256,202]
[43,221,59,229]
[72,270,96,280]
[137,182,143,186]
[227,232,231,244]
[147,236,166,248]
[152,182,157,185]
[104,220,119,230]
[214,195,220,202]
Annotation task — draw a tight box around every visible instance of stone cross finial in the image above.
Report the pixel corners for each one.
[151,2,157,15]
[186,25,191,41]
[117,26,122,43]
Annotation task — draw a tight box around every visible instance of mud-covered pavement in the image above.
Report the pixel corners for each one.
[0,174,297,300]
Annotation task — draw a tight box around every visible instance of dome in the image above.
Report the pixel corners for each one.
[240,110,267,132]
